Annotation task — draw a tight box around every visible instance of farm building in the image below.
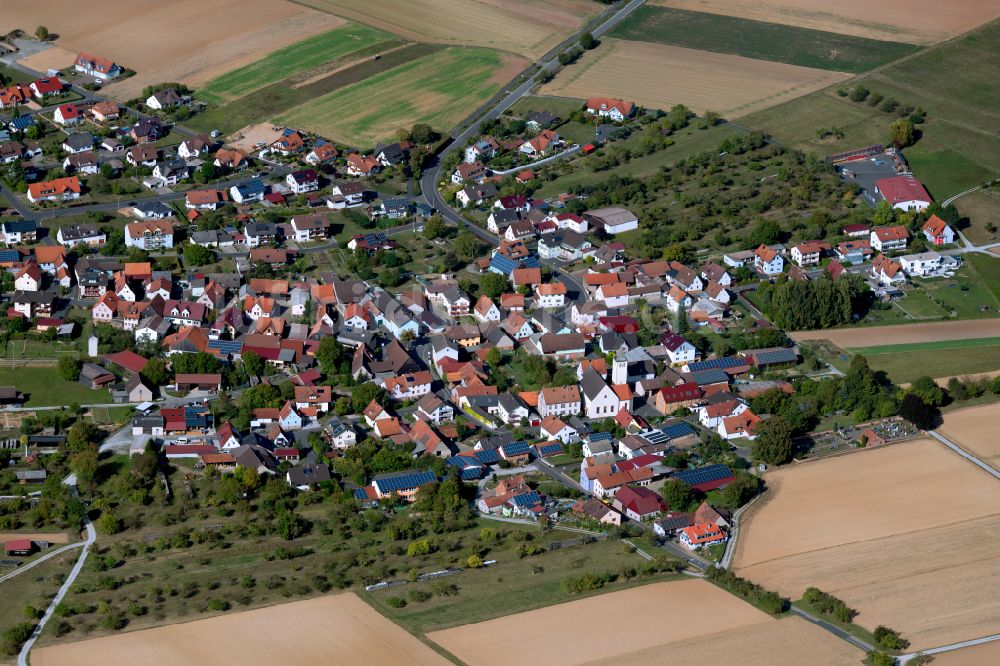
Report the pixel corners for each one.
[673,464,735,493]
[875,175,931,212]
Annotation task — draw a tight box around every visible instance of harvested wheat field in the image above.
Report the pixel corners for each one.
[938,404,1000,471]
[429,579,861,665]
[933,640,1000,665]
[734,438,1000,650]
[0,532,70,544]
[653,0,1000,44]
[4,0,345,100]
[32,593,446,666]
[540,39,850,117]
[16,46,77,73]
[296,0,599,59]
[791,318,1000,347]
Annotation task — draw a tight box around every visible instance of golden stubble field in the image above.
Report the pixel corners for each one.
[31,593,448,666]
[539,38,850,117]
[3,0,346,100]
[429,579,862,665]
[938,403,1000,471]
[295,0,599,59]
[653,0,1000,45]
[734,438,1000,650]
[791,318,1000,347]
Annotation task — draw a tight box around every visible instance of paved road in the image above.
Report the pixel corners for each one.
[789,605,874,653]
[927,429,1000,480]
[0,540,86,584]
[18,483,95,666]
[898,633,1000,664]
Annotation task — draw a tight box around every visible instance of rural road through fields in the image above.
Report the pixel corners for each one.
[789,606,874,653]
[18,484,96,666]
[898,633,1000,663]
[927,429,1000,480]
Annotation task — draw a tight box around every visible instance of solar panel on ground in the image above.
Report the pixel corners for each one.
[674,464,733,487]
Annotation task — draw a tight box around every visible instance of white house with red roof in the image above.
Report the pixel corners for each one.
[382,371,432,400]
[586,97,636,122]
[680,521,727,550]
[660,332,697,366]
[753,244,783,275]
[870,225,909,252]
[53,103,81,126]
[875,175,931,212]
[922,215,955,246]
[718,409,761,440]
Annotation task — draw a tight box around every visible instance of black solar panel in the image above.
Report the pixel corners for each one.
[661,422,696,439]
[374,470,436,492]
[674,464,733,486]
[687,357,745,372]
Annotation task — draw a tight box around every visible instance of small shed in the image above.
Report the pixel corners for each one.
[4,539,35,556]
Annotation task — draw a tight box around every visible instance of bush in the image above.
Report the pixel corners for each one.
[873,625,909,650]
[407,589,432,603]
[466,554,484,568]
[386,596,407,608]
[206,598,231,611]
[802,587,856,623]
[406,539,433,557]
[705,567,789,614]
[2,623,34,656]
[561,571,617,594]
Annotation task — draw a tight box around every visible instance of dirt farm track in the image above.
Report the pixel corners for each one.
[3,0,346,100]
[429,579,862,665]
[734,438,1000,650]
[31,593,447,666]
[790,318,1000,348]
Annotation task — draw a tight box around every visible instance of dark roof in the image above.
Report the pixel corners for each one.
[674,464,734,488]
[686,357,748,372]
[372,469,436,492]
[287,464,331,485]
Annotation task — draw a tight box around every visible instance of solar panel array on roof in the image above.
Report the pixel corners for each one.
[363,232,388,246]
[689,369,730,386]
[0,250,22,262]
[448,456,483,470]
[661,422,696,439]
[474,449,501,464]
[502,440,531,456]
[510,491,541,507]
[753,349,797,365]
[353,488,368,500]
[587,431,614,442]
[489,254,517,275]
[638,429,669,445]
[521,256,540,268]
[674,464,733,487]
[687,356,746,372]
[208,339,243,355]
[535,442,563,456]
[459,466,483,480]
[373,469,437,493]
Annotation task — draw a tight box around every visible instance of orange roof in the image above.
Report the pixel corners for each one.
[537,282,567,296]
[599,282,628,298]
[922,215,949,237]
[584,272,620,287]
[28,176,80,199]
[511,267,541,286]
[518,390,539,408]
[612,384,632,401]
[681,522,725,545]
[754,244,778,263]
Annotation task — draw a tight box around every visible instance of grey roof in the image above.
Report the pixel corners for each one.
[580,367,610,400]
[288,464,331,486]
[63,132,94,151]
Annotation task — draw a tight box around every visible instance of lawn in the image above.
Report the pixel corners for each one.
[197,23,396,104]
[967,253,1000,303]
[0,550,77,634]
[275,46,521,147]
[857,344,1000,384]
[365,536,681,634]
[0,63,34,84]
[0,366,110,407]
[847,337,1000,355]
[508,96,586,121]
[609,6,918,73]
[955,187,1000,246]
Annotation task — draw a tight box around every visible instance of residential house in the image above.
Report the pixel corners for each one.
[718,409,761,440]
[539,415,578,444]
[536,282,567,308]
[383,371,433,400]
[125,220,174,250]
[473,295,500,322]
[286,169,319,194]
[230,180,265,205]
[871,226,910,252]
[679,522,727,550]
[660,332,697,366]
[126,144,159,167]
[452,161,488,185]
[294,385,332,413]
[74,52,122,80]
[57,224,106,248]
[922,215,955,246]
[61,132,94,154]
[186,189,228,210]
[27,177,80,204]
[146,88,182,110]
[53,103,81,126]
[290,215,330,242]
[346,153,380,177]
[613,486,666,521]
[305,142,338,165]
[537,385,581,418]
[791,240,831,267]
[585,97,635,121]
[464,137,499,163]
[754,244,783,275]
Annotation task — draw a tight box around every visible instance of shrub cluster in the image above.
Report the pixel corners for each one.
[802,587,856,623]
[706,567,789,614]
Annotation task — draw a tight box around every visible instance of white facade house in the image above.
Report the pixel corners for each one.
[537,386,581,418]
[899,251,943,277]
[581,370,620,420]
[753,245,783,275]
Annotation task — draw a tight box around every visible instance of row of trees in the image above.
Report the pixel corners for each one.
[757,273,871,330]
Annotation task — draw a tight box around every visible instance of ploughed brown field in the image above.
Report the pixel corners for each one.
[653,0,1000,44]
[734,438,1000,650]
[790,319,1000,347]
[429,579,862,665]
[3,0,345,100]
[31,593,448,666]
[539,38,850,117]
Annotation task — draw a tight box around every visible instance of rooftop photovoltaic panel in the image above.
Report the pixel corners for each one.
[0,250,22,262]
[536,442,563,456]
[448,456,483,470]
[753,349,797,364]
[458,467,483,480]
[674,464,733,487]
[638,429,669,445]
[661,422,696,439]
[474,449,501,464]
[502,441,531,456]
[373,470,436,492]
[588,431,614,442]
[353,488,368,500]
[208,340,243,355]
[510,491,541,507]
[687,356,746,372]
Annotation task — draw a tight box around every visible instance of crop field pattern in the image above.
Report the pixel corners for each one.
[609,6,918,73]
[539,38,850,118]
[293,0,600,59]
[653,0,1000,45]
[3,0,347,101]
[734,439,1000,650]
[275,47,527,147]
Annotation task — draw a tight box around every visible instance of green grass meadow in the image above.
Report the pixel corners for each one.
[276,46,512,147]
[197,23,396,105]
[609,6,918,73]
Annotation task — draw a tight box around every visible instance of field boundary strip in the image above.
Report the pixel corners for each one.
[846,336,1000,354]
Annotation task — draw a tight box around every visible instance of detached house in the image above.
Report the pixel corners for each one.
[27,177,81,204]
[53,103,81,126]
[870,225,909,252]
[922,215,955,246]
[74,52,122,80]
[286,169,319,194]
[537,385,581,418]
[346,153,380,177]
[125,220,174,250]
[452,161,488,185]
[791,240,830,267]
[754,244,783,275]
[290,215,330,242]
[383,371,433,400]
[586,97,636,122]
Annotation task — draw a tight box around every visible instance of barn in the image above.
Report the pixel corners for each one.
[4,539,35,556]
